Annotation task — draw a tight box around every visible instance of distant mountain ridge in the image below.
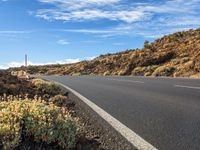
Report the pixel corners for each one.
[11,28,200,78]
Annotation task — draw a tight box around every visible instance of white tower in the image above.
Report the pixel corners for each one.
[25,54,27,67]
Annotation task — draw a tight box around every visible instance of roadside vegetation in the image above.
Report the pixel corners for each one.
[0,98,77,150]
[0,70,103,150]
[31,79,62,97]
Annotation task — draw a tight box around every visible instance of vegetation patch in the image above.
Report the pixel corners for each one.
[0,98,78,150]
[0,72,105,150]
[32,79,62,96]
[49,95,75,108]
[152,66,175,76]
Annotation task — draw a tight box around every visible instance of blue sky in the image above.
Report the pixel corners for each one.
[0,0,200,69]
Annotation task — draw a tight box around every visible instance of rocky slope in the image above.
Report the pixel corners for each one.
[11,28,200,77]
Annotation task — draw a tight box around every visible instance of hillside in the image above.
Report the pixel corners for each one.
[11,28,200,78]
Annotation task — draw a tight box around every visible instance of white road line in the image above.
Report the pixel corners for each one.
[174,85,200,90]
[107,78,145,84]
[55,81,157,150]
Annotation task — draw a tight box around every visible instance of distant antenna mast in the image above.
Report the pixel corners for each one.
[25,54,28,67]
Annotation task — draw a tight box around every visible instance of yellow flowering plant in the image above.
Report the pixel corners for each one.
[0,97,78,150]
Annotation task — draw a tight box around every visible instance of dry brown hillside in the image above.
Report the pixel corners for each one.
[11,28,200,77]
[0,70,34,96]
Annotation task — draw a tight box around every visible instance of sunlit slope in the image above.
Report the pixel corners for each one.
[12,28,200,77]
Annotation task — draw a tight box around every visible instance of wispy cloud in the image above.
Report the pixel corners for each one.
[35,0,150,23]
[38,0,120,10]
[0,30,31,34]
[35,0,200,22]
[0,30,32,39]
[59,28,130,38]
[58,23,198,38]
[34,0,200,38]
[35,9,147,23]
[62,29,117,34]
[57,39,70,45]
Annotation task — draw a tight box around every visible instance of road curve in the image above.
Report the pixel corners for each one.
[41,75,200,150]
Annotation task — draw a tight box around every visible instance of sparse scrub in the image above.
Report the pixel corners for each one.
[32,79,61,96]
[144,72,152,76]
[143,40,155,51]
[118,70,126,76]
[103,71,110,76]
[132,67,146,76]
[132,66,158,76]
[0,98,78,150]
[152,66,175,76]
[0,71,103,149]
[72,72,81,76]
[49,95,75,108]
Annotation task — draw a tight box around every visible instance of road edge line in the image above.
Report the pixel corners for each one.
[174,84,200,90]
[55,81,158,150]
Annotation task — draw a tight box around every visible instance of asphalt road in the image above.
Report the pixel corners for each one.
[41,75,200,150]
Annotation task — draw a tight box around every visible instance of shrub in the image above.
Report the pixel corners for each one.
[71,72,81,76]
[144,72,152,76]
[0,98,78,150]
[49,95,75,108]
[32,79,61,96]
[118,70,126,76]
[49,95,68,107]
[152,65,175,76]
[132,67,146,76]
[143,40,156,51]
[103,71,110,76]
[132,66,158,76]
[144,40,150,49]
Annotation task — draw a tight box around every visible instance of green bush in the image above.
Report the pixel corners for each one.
[0,98,78,150]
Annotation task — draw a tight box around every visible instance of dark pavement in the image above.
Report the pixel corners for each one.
[41,75,200,150]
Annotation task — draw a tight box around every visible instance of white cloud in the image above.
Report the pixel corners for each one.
[54,58,80,64]
[57,39,69,45]
[58,21,199,38]
[36,8,148,23]
[63,29,117,34]
[0,61,28,69]
[0,56,96,69]
[35,0,149,23]
[0,30,32,39]
[34,0,200,38]
[57,25,137,37]
[0,31,31,34]
[38,0,120,9]
[35,0,200,23]
[85,56,96,60]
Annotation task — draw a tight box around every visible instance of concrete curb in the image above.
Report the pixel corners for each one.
[55,81,158,150]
